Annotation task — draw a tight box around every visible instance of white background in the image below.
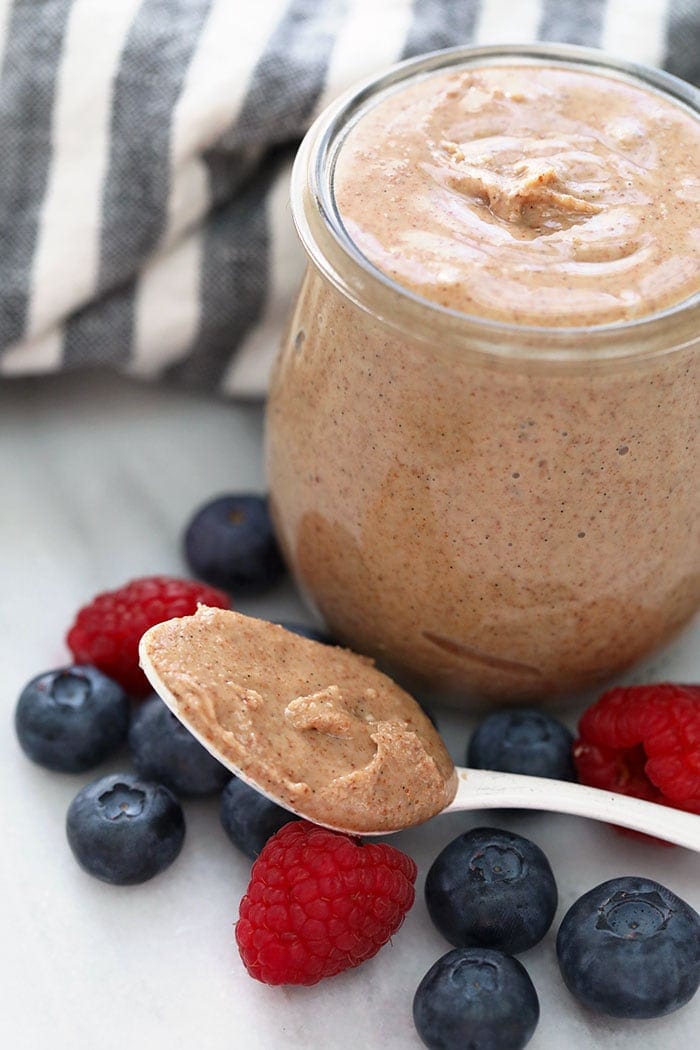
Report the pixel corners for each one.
[2,370,698,1049]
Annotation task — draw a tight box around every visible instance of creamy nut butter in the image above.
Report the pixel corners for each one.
[266,46,700,702]
[140,607,457,832]
[334,65,700,326]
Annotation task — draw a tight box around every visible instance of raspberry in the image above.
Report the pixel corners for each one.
[66,576,229,696]
[235,820,417,985]
[573,684,700,832]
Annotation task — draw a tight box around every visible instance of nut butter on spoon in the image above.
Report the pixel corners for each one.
[139,607,700,850]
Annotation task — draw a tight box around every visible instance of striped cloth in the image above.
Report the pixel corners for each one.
[0,0,698,398]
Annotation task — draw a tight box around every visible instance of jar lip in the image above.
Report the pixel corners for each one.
[293,43,700,362]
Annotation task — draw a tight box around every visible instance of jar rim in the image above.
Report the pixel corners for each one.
[292,43,700,365]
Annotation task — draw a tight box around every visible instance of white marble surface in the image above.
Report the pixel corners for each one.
[2,370,698,1050]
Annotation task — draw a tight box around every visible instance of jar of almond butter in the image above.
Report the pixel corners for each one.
[265,44,700,702]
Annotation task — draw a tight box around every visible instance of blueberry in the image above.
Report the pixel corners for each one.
[425,827,557,954]
[413,947,539,1050]
[467,709,575,781]
[129,695,231,797]
[66,772,185,884]
[276,621,336,645]
[556,876,700,1018]
[15,665,129,773]
[183,493,285,594]
[220,776,298,860]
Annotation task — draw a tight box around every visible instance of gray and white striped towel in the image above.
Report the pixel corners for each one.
[0,0,698,398]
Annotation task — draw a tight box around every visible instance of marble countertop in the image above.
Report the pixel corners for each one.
[2,370,698,1050]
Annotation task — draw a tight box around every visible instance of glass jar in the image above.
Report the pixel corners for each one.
[265,44,700,703]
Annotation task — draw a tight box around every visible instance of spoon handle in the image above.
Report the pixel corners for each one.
[446,768,700,851]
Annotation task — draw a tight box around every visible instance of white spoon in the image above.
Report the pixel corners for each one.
[443,767,699,850]
[138,611,700,851]
[153,692,700,850]
[140,672,700,853]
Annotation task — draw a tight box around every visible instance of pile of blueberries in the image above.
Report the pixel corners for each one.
[15,495,316,881]
[415,828,699,1048]
[14,494,700,1050]
[15,664,301,881]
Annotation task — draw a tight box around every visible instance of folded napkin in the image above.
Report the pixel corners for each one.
[0,0,697,397]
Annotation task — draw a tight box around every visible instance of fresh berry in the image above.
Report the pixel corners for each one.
[15,665,129,773]
[235,820,417,985]
[183,494,285,594]
[66,575,229,696]
[467,709,575,782]
[413,947,539,1050]
[66,772,185,885]
[129,695,231,797]
[424,827,557,955]
[573,683,700,818]
[276,621,335,645]
[220,776,298,859]
[556,876,700,1018]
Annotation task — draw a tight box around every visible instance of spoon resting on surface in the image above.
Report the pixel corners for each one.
[442,767,699,850]
[138,607,700,851]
